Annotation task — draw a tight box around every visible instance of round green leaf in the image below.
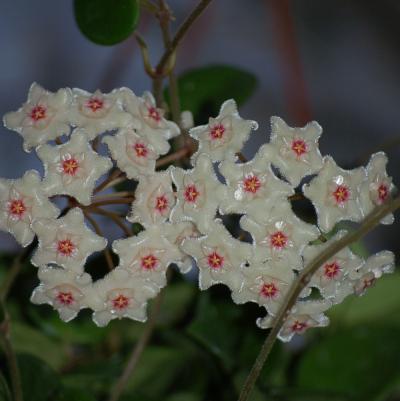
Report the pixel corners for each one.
[74,0,140,45]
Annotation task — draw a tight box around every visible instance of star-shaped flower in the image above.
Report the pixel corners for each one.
[122,89,180,154]
[127,171,175,226]
[3,83,72,151]
[37,130,112,205]
[103,127,160,179]
[0,170,59,246]
[170,153,227,233]
[303,156,366,232]
[31,266,93,322]
[189,99,258,162]
[181,220,253,292]
[89,268,158,327]
[112,225,181,288]
[257,300,331,342]
[219,144,293,223]
[68,88,133,139]
[266,116,324,187]
[240,202,320,270]
[302,230,364,302]
[31,208,107,272]
[359,152,395,224]
[231,259,295,315]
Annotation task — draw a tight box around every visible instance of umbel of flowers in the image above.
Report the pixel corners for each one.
[0,82,396,342]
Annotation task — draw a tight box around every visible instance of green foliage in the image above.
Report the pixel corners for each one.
[165,65,258,123]
[0,373,12,401]
[74,0,140,45]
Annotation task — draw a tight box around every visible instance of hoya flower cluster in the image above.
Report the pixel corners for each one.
[1,83,396,341]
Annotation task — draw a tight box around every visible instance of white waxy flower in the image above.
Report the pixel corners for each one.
[0,170,59,247]
[31,266,92,322]
[231,260,295,315]
[267,117,324,187]
[351,250,395,296]
[112,225,181,288]
[241,202,320,270]
[360,152,395,224]
[69,88,133,139]
[31,208,107,272]
[219,145,293,223]
[257,300,331,342]
[37,130,112,205]
[181,220,252,292]
[122,89,180,154]
[189,99,258,162]
[127,171,175,226]
[303,231,364,302]
[181,110,194,130]
[3,83,72,152]
[89,268,158,327]
[170,153,227,233]
[103,127,160,179]
[303,156,366,233]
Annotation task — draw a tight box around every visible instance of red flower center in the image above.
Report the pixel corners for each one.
[210,124,225,140]
[291,139,307,156]
[148,106,161,122]
[291,320,308,333]
[140,254,158,270]
[324,261,340,279]
[62,158,79,176]
[86,98,104,112]
[112,294,130,310]
[184,185,199,203]
[57,239,76,257]
[8,199,26,218]
[134,142,148,158]
[378,184,389,203]
[270,231,288,249]
[243,175,261,194]
[30,105,47,121]
[260,282,278,298]
[333,185,350,204]
[207,251,224,269]
[56,291,74,306]
[155,195,168,212]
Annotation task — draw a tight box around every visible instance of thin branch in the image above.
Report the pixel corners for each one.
[156,147,190,168]
[107,292,164,401]
[238,194,400,401]
[91,207,133,237]
[83,212,114,271]
[156,0,213,75]
[94,170,124,195]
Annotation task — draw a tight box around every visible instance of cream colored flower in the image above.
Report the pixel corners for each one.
[267,116,324,187]
[103,127,159,179]
[219,144,293,222]
[31,208,107,272]
[303,156,366,232]
[0,170,59,246]
[181,220,252,292]
[31,266,92,322]
[189,99,258,162]
[37,130,112,205]
[3,83,72,151]
[127,171,175,226]
[170,153,227,233]
[69,88,133,139]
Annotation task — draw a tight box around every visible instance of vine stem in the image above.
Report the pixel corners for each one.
[238,194,400,401]
[107,292,164,401]
[156,147,190,168]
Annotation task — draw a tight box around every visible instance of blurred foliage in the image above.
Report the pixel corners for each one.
[74,0,140,45]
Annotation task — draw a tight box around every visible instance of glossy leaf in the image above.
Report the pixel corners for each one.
[74,0,140,45]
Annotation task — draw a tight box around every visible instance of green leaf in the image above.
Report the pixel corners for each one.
[296,326,400,400]
[328,273,400,328]
[55,387,97,401]
[18,353,62,401]
[0,373,12,401]
[74,0,140,45]
[165,65,258,122]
